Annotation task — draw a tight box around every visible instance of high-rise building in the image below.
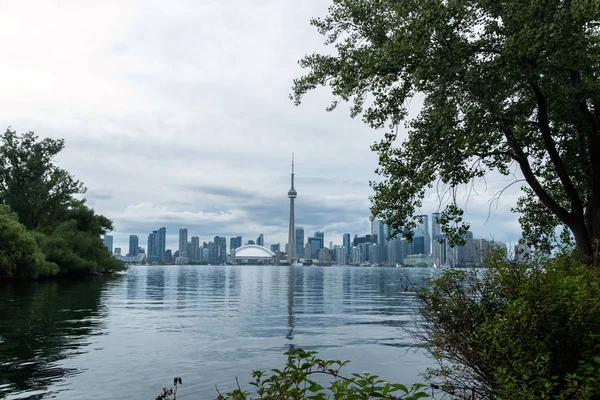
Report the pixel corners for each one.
[156,227,166,262]
[343,233,351,259]
[103,235,113,253]
[230,236,242,258]
[287,154,297,263]
[147,227,166,263]
[372,219,388,262]
[191,236,200,262]
[329,241,333,250]
[432,235,447,266]
[128,235,139,257]
[270,243,281,252]
[417,215,431,254]
[314,231,324,249]
[295,227,305,259]
[257,234,264,247]
[178,228,188,256]
[432,212,442,237]
[214,236,227,264]
[114,247,121,255]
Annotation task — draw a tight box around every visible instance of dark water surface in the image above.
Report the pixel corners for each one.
[0,265,439,399]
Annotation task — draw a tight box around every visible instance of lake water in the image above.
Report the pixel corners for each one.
[0,265,440,399]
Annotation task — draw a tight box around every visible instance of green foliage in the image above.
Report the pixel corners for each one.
[0,206,57,279]
[417,251,600,399]
[213,348,429,400]
[292,0,600,261]
[0,128,85,230]
[0,129,125,279]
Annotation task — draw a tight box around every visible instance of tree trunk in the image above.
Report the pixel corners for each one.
[571,221,593,265]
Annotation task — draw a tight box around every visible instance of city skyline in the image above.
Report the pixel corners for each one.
[1,1,524,253]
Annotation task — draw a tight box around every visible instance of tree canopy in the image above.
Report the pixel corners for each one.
[0,129,125,278]
[292,0,600,263]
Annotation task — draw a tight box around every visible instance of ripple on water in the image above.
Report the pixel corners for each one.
[0,265,437,399]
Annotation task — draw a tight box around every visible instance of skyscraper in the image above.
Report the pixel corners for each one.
[372,219,388,262]
[191,236,200,262]
[257,234,264,247]
[128,235,139,257]
[103,235,113,253]
[287,154,297,263]
[178,228,188,256]
[314,231,324,249]
[432,212,442,236]
[156,227,166,262]
[214,236,227,264]
[295,227,304,259]
[343,233,351,259]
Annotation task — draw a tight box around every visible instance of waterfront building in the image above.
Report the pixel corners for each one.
[432,234,447,265]
[234,244,275,265]
[247,240,255,245]
[369,243,381,265]
[350,246,362,265]
[128,235,139,257]
[270,243,280,252]
[343,233,351,260]
[314,231,324,250]
[178,228,188,256]
[213,236,227,264]
[287,154,297,263]
[417,215,431,254]
[318,248,332,265]
[256,234,264,247]
[334,246,347,265]
[372,219,388,262]
[432,212,442,237]
[191,236,200,262]
[230,236,242,259]
[308,237,322,259]
[304,242,312,261]
[147,228,167,263]
[114,247,121,255]
[103,235,113,253]
[295,227,305,259]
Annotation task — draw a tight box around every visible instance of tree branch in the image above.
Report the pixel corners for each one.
[503,127,573,226]
[530,81,584,215]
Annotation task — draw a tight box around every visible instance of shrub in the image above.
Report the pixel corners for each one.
[417,250,600,399]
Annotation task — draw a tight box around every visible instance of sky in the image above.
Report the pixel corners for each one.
[0,0,524,251]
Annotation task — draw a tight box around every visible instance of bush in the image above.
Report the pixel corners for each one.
[0,206,57,279]
[417,251,600,399]
[158,348,429,400]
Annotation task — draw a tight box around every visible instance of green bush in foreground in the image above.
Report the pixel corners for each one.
[158,348,429,400]
[418,251,600,399]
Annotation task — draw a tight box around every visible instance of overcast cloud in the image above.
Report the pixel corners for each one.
[0,0,524,250]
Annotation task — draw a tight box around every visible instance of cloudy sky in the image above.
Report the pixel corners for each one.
[0,0,523,251]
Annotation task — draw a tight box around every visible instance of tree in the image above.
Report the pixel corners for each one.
[0,206,57,279]
[0,128,85,230]
[292,0,600,264]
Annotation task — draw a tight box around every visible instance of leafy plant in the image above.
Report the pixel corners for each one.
[215,348,429,400]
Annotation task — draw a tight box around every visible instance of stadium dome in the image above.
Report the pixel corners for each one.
[234,245,276,260]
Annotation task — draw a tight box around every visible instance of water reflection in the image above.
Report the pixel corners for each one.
[0,276,120,399]
[0,265,439,399]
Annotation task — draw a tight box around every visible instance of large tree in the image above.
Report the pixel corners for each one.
[0,129,85,230]
[292,0,600,263]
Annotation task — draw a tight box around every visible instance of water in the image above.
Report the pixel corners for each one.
[0,265,439,399]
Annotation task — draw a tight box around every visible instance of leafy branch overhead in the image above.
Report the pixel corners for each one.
[292,0,600,263]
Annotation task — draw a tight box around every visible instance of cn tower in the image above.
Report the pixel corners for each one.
[287,154,297,263]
